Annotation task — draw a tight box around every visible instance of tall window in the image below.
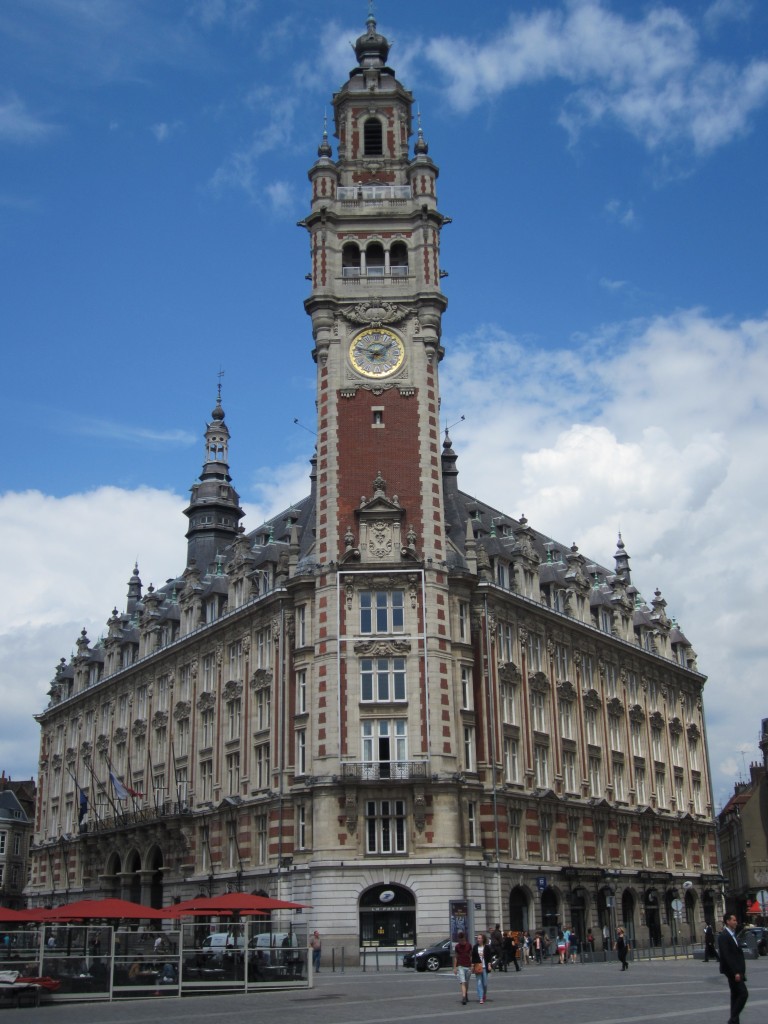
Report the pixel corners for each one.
[468,802,477,845]
[604,662,618,696]
[630,720,643,756]
[461,666,473,710]
[254,743,270,789]
[585,707,599,745]
[179,664,191,701]
[693,778,702,814]
[362,719,407,769]
[227,698,241,740]
[636,766,647,803]
[497,622,514,662]
[608,715,622,751]
[581,654,595,688]
[296,668,307,714]
[688,736,699,770]
[255,688,270,732]
[295,729,306,776]
[501,682,516,724]
[613,761,625,801]
[295,605,307,647]
[360,591,404,633]
[563,749,577,792]
[366,799,406,853]
[674,772,685,809]
[256,627,271,669]
[534,744,549,789]
[651,728,663,761]
[225,753,240,790]
[527,633,543,672]
[177,715,189,757]
[201,708,215,748]
[202,653,216,690]
[655,769,666,807]
[589,756,602,797]
[540,811,552,861]
[228,641,243,681]
[559,699,573,739]
[256,813,267,864]
[200,759,213,801]
[554,643,570,681]
[618,819,629,866]
[509,808,522,859]
[361,658,406,702]
[296,805,307,850]
[458,601,470,641]
[504,737,519,783]
[363,117,383,156]
[595,818,606,865]
[670,731,682,766]
[136,685,148,719]
[530,691,546,732]
[463,726,475,772]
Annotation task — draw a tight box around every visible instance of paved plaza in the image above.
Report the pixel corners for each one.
[5,957,766,1024]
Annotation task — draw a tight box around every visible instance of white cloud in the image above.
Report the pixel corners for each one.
[150,120,183,142]
[604,199,636,227]
[440,309,768,809]
[0,94,58,144]
[425,2,768,157]
[704,0,752,33]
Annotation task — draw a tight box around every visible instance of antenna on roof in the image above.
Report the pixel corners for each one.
[446,414,465,432]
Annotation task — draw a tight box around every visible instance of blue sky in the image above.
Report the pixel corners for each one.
[1,0,767,810]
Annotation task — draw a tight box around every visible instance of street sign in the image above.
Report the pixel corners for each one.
[756,889,768,910]
[536,876,547,893]
[671,899,684,912]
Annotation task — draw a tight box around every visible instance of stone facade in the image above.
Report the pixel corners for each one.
[28,15,720,953]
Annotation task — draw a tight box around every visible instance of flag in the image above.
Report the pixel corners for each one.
[78,788,88,824]
[109,771,143,801]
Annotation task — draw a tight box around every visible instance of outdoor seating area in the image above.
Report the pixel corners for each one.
[0,894,310,1002]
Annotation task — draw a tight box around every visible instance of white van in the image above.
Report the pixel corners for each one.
[200,932,244,962]
[249,931,298,966]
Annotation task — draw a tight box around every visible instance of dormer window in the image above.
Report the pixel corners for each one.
[363,117,383,155]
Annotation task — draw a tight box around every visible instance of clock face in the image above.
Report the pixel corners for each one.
[349,328,405,378]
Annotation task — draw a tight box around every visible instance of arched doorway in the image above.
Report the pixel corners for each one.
[702,888,717,928]
[146,845,164,908]
[621,889,636,943]
[596,887,614,949]
[509,885,531,931]
[684,887,697,942]
[568,887,588,946]
[644,888,661,945]
[124,849,141,904]
[540,887,559,937]
[359,883,415,948]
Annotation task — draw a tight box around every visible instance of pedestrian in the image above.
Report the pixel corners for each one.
[615,927,630,971]
[471,931,491,1004]
[310,929,321,973]
[586,928,595,954]
[717,913,749,1024]
[703,922,718,963]
[490,923,504,970]
[602,923,610,950]
[504,931,521,972]
[523,930,532,963]
[557,928,566,964]
[453,930,473,1005]
[534,931,543,964]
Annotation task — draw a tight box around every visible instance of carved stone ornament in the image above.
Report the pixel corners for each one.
[95,734,109,754]
[414,787,426,832]
[113,727,128,745]
[65,746,77,765]
[344,789,358,834]
[353,639,411,657]
[582,688,602,711]
[607,697,625,717]
[629,704,646,724]
[173,700,191,721]
[686,723,701,742]
[649,710,665,730]
[131,718,147,738]
[196,691,216,712]
[251,668,273,690]
[498,662,523,685]
[51,753,62,770]
[668,716,683,736]
[528,671,551,694]
[342,299,409,327]
[518,626,529,645]
[557,680,577,702]
[152,710,169,730]
[223,679,244,701]
[80,740,93,761]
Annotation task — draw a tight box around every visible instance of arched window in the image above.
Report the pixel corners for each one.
[366,241,385,277]
[342,242,361,278]
[363,117,383,156]
[390,241,408,277]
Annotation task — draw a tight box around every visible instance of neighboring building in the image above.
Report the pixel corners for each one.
[718,718,768,921]
[0,773,35,909]
[28,14,720,951]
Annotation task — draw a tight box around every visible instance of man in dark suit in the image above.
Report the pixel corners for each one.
[717,913,749,1024]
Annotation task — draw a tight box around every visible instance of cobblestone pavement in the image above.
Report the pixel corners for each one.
[8,957,767,1024]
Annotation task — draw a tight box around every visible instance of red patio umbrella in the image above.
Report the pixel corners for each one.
[0,907,25,922]
[167,892,308,917]
[44,897,166,921]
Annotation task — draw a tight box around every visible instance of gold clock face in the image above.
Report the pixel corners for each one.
[349,328,405,378]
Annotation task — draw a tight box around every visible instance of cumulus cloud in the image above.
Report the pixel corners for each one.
[150,120,183,142]
[424,1,768,157]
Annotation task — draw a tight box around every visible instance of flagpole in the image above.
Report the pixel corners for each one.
[83,758,109,825]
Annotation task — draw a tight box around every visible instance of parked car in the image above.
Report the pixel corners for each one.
[738,927,767,958]
[402,938,453,972]
[198,932,244,965]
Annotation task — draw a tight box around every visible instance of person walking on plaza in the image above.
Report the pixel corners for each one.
[504,931,521,972]
[310,930,321,973]
[453,930,473,1005]
[718,913,749,1024]
[704,922,718,963]
[490,923,504,970]
[615,927,630,971]
[471,932,491,1004]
